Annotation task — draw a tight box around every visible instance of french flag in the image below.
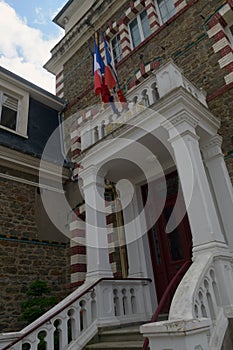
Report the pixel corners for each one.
[93,40,105,96]
[102,34,118,90]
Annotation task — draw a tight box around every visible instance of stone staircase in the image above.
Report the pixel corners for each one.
[85,325,146,350]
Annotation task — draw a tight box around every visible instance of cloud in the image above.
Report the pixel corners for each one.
[34,7,47,25]
[0,1,63,93]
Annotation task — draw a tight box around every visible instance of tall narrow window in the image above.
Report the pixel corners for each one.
[157,0,175,23]
[129,10,151,49]
[0,92,18,131]
[111,34,123,63]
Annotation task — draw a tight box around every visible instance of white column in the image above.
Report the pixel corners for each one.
[80,166,113,280]
[201,135,233,251]
[116,180,146,277]
[163,115,227,255]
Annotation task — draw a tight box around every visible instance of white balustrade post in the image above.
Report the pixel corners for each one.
[80,166,113,280]
[201,135,233,251]
[80,121,93,150]
[163,115,227,255]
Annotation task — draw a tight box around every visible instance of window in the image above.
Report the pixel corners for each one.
[0,92,18,131]
[129,10,151,49]
[0,83,29,137]
[111,34,123,63]
[157,0,175,23]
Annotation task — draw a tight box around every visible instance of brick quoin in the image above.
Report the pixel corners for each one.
[226,62,233,74]
[220,45,233,57]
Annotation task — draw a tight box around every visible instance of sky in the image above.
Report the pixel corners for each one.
[0,0,68,93]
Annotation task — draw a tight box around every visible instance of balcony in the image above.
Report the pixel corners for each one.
[70,60,207,160]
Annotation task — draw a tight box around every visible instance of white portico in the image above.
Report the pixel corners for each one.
[2,61,233,350]
[69,60,233,349]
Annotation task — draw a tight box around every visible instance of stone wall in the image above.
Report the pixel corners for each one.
[0,177,71,332]
[0,178,37,239]
[63,0,233,155]
[0,237,70,332]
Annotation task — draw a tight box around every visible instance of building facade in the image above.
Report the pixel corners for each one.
[0,67,71,332]
[1,0,233,349]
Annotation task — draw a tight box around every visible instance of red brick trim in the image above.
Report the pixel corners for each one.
[226,61,233,74]
[174,0,185,7]
[220,45,233,57]
[206,82,233,101]
[71,263,87,273]
[214,30,228,42]
[56,87,64,97]
[56,71,63,79]
[71,245,86,255]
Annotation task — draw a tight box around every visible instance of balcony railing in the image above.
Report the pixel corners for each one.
[70,60,208,158]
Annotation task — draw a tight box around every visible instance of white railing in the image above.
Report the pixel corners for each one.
[142,251,233,350]
[70,60,208,153]
[0,278,152,350]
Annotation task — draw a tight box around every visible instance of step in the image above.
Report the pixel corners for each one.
[99,326,144,342]
[86,340,144,350]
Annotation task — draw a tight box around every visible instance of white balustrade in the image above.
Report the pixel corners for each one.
[141,252,233,350]
[0,278,152,350]
[70,60,208,154]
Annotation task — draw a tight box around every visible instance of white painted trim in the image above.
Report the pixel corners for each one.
[218,52,233,68]
[207,23,222,38]
[0,172,65,193]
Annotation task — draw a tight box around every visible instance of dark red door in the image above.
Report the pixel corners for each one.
[141,172,192,310]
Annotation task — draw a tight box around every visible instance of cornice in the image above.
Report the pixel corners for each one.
[44,0,129,74]
[0,145,69,182]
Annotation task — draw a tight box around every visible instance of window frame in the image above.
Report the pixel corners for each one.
[128,9,151,49]
[0,91,19,132]
[111,33,123,64]
[155,0,176,24]
[0,82,29,138]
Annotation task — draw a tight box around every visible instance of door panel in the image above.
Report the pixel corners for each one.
[141,171,192,310]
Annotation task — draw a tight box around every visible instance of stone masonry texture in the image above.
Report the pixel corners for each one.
[62,0,233,177]
[0,178,70,332]
[0,238,70,332]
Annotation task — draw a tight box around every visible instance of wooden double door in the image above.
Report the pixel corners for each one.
[141,171,192,310]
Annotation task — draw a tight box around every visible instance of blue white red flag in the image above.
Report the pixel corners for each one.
[102,33,118,90]
[93,40,105,96]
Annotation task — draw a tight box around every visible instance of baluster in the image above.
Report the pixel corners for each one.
[79,300,87,331]
[113,289,120,316]
[122,288,128,315]
[93,126,99,143]
[44,321,55,349]
[130,288,137,314]
[54,319,60,349]
[210,269,221,306]
[58,316,68,349]
[151,82,159,103]
[37,331,47,350]
[86,294,93,328]
[198,291,208,318]
[101,121,106,138]
[204,279,216,320]
[142,89,150,107]
[91,290,97,322]
[67,309,73,344]
[69,307,79,340]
